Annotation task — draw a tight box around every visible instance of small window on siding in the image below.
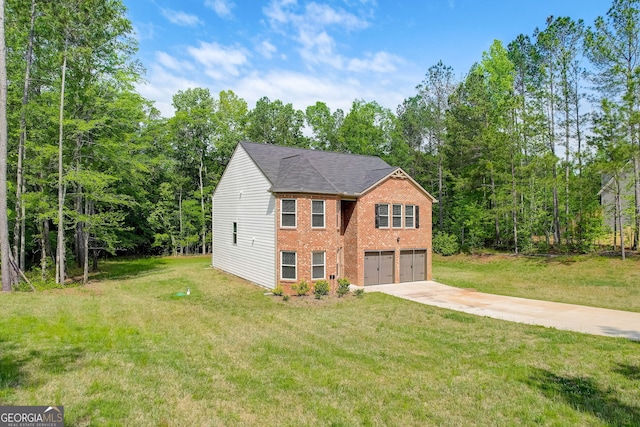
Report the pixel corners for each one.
[281,251,297,280]
[312,200,325,228]
[232,222,238,245]
[312,251,325,280]
[405,205,415,228]
[392,204,402,228]
[375,204,389,228]
[281,199,296,228]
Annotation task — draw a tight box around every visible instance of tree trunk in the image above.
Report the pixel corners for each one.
[511,155,518,255]
[14,0,37,271]
[178,188,183,255]
[56,47,68,285]
[616,182,625,261]
[40,219,48,281]
[199,155,206,254]
[0,0,13,291]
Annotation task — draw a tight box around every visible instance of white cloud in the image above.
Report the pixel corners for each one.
[257,40,278,59]
[136,64,203,117]
[161,9,203,27]
[263,0,369,70]
[187,41,249,78]
[205,0,235,19]
[133,22,156,42]
[348,51,403,73]
[155,51,194,72]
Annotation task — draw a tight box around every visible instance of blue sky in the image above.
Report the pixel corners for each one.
[125,0,608,117]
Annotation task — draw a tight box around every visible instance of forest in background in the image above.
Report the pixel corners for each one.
[1,0,639,289]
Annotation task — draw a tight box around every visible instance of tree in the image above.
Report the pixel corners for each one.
[247,97,307,147]
[586,0,640,249]
[0,0,13,291]
[305,101,343,150]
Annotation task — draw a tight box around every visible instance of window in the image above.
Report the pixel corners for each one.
[392,204,403,228]
[312,251,325,280]
[375,204,389,228]
[281,199,296,228]
[232,222,238,245]
[281,251,297,280]
[405,205,419,228]
[312,200,325,228]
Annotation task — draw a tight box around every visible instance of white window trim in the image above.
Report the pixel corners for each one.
[378,203,390,229]
[405,205,415,229]
[311,200,326,229]
[281,199,297,228]
[392,204,403,229]
[311,251,326,280]
[280,251,297,281]
[232,222,238,245]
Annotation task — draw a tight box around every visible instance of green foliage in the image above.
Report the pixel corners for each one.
[353,288,365,298]
[337,278,350,297]
[313,280,330,299]
[282,294,290,302]
[433,231,460,256]
[272,284,284,296]
[291,280,310,296]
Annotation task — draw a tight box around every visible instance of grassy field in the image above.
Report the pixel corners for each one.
[433,253,640,312]
[1,256,639,426]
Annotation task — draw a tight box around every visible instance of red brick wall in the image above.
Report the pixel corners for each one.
[275,194,341,293]
[274,175,433,290]
[352,176,433,285]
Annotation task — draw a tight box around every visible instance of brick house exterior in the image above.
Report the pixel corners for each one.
[212,142,436,291]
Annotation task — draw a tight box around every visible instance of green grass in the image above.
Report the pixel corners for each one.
[1,256,639,426]
[433,253,640,312]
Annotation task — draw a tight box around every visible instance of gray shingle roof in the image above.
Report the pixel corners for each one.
[239,141,397,196]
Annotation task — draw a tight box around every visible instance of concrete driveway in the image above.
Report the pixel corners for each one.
[365,281,640,341]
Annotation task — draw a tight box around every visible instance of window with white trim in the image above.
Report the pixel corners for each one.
[375,204,389,228]
[405,205,415,228]
[312,200,325,228]
[281,251,297,280]
[281,199,296,228]
[232,222,238,245]
[311,251,325,280]
[392,204,402,228]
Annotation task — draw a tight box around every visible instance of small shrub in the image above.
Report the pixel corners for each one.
[291,280,310,296]
[272,284,284,296]
[337,278,350,297]
[433,231,459,256]
[282,294,290,302]
[353,288,365,298]
[313,280,329,299]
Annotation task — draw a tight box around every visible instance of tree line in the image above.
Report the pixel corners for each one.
[0,0,638,290]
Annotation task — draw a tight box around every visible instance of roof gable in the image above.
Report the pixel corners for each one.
[239,141,397,196]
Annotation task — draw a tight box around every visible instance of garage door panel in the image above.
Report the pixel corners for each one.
[379,251,394,284]
[400,251,413,282]
[414,250,426,281]
[399,249,427,282]
[364,251,395,286]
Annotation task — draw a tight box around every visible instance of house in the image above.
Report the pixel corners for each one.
[598,168,634,231]
[212,141,436,291]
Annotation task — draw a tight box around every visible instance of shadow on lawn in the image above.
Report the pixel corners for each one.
[92,257,168,281]
[0,338,84,397]
[613,363,640,381]
[527,368,640,426]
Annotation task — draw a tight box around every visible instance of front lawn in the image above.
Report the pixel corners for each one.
[433,253,640,312]
[1,256,638,426]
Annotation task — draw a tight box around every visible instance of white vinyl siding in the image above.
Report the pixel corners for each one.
[212,145,276,288]
[312,200,325,228]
